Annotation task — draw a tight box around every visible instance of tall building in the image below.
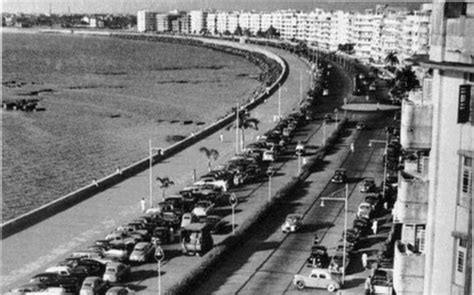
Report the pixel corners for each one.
[156,13,171,32]
[137,10,156,32]
[422,1,473,294]
[206,12,217,34]
[400,5,432,60]
[189,10,207,34]
[394,1,473,294]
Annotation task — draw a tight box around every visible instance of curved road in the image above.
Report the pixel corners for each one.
[1,44,313,293]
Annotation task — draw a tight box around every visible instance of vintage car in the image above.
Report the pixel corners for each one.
[293,268,341,292]
[203,215,226,234]
[105,286,135,295]
[328,252,348,275]
[192,200,214,218]
[29,272,81,290]
[102,262,130,283]
[103,243,132,262]
[306,246,330,268]
[356,121,367,130]
[331,168,347,184]
[9,282,47,294]
[79,276,109,295]
[360,177,376,193]
[357,202,373,220]
[181,223,213,256]
[129,242,154,263]
[281,214,303,233]
[151,226,175,245]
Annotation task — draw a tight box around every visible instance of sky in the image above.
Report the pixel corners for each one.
[3,0,428,14]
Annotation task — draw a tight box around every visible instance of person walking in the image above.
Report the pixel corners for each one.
[365,276,372,295]
[372,219,378,235]
[219,133,224,142]
[350,142,355,153]
[361,252,368,269]
[140,197,146,213]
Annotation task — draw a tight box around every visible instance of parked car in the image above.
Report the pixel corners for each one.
[331,168,347,184]
[306,246,330,268]
[360,177,376,193]
[356,121,366,130]
[203,215,226,234]
[328,252,348,275]
[129,242,154,264]
[357,202,373,220]
[281,214,303,233]
[293,268,341,292]
[181,223,213,256]
[102,262,130,283]
[9,282,47,294]
[103,243,132,262]
[192,200,214,218]
[79,276,109,295]
[105,286,135,295]
[29,273,81,291]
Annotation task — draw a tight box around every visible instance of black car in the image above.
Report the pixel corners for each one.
[57,258,106,277]
[151,226,174,244]
[30,272,81,290]
[204,215,226,234]
[306,246,330,268]
[331,168,347,184]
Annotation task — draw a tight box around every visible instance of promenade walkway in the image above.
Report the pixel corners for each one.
[1,46,312,292]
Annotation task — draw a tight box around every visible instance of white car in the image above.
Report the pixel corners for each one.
[192,201,214,218]
[193,177,228,191]
[293,268,341,292]
[129,242,154,263]
[281,214,303,233]
[357,202,373,219]
[103,262,130,283]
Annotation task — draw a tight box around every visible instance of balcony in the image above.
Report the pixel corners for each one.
[393,241,425,295]
[400,91,433,150]
[393,172,428,224]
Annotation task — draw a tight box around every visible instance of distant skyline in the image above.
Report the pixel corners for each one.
[3,0,428,14]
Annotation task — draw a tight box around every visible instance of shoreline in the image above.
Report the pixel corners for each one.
[1,33,285,233]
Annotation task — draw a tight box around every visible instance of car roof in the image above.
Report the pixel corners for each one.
[287,214,302,219]
[183,223,208,231]
[83,276,102,282]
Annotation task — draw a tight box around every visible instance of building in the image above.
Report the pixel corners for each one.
[206,12,217,34]
[189,10,207,34]
[400,5,432,60]
[393,1,473,294]
[137,10,156,32]
[156,13,171,32]
[422,1,473,294]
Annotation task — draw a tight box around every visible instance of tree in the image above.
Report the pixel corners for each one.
[156,177,174,201]
[234,25,243,36]
[389,65,420,103]
[199,147,219,171]
[227,108,260,152]
[265,26,279,39]
[256,29,265,38]
[384,51,399,67]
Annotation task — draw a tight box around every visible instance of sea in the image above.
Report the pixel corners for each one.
[1,31,262,221]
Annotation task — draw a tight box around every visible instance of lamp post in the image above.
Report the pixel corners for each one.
[266,166,276,202]
[320,183,348,284]
[229,193,238,235]
[149,139,162,208]
[154,246,164,295]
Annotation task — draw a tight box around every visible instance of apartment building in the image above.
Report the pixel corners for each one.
[393,1,473,294]
[349,9,378,60]
[206,12,217,34]
[156,13,171,32]
[280,10,298,40]
[137,10,156,32]
[400,5,432,60]
[249,13,261,34]
[422,1,473,294]
[228,12,240,34]
[189,10,207,34]
[238,11,251,31]
[260,13,273,32]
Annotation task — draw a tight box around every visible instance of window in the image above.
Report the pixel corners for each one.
[454,238,467,285]
[402,224,426,253]
[459,156,472,207]
[445,2,467,18]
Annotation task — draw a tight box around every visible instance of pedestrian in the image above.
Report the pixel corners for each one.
[350,142,355,153]
[362,252,368,269]
[365,276,372,295]
[219,133,224,142]
[92,179,99,187]
[372,219,378,235]
[140,197,146,213]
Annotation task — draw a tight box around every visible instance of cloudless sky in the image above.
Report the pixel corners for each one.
[3,0,428,14]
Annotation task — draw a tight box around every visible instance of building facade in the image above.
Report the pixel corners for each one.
[137,10,156,32]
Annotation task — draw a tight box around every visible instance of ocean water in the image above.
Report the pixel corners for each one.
[1,32,261,221]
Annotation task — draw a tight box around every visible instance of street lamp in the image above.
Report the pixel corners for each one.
[266,166,276,202]
[149,139,162,208]
[369,131,389,199]
[320,183,349,284]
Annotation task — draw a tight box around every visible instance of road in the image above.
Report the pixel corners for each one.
[1,45,314,293]
[193,110,395,295]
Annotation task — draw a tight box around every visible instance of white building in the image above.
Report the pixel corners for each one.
[394,1,473,294]
[280,10,298,40]
[227,12,240,34]
[206,12,217,34]
[249,12,261,34]
[137,10,157,32]
[261,12,273,32]
[400,5,432,60]
[238,11,252,31]
[189,10,207,34]
[216,12,228,33]
[422,1,473,294]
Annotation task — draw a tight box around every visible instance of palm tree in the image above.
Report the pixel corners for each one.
[227,108,260,152]
[156,177,174,201]
[384,51,399,67]
[199,147,219,171]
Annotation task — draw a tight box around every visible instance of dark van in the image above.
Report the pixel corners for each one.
[181,223,213,256]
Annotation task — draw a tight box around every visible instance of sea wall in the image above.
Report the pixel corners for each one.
[0,33,288,239]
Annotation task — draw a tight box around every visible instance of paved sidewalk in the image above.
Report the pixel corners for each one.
[1,47,312,292]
